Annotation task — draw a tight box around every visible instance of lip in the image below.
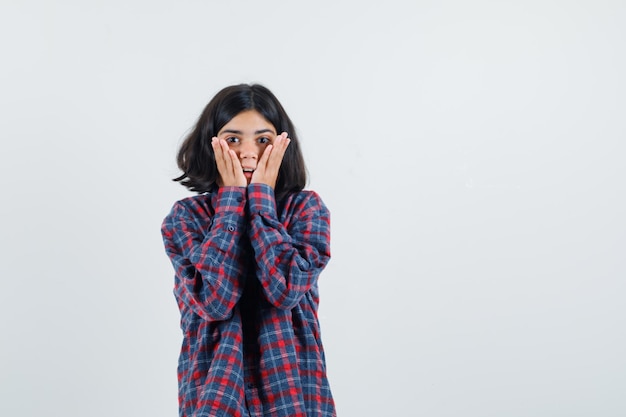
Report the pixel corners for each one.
[242,168,255,180]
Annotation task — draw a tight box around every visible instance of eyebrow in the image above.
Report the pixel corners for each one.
[219,128,276,135]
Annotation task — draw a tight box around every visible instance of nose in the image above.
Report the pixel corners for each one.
[239,141,258,160]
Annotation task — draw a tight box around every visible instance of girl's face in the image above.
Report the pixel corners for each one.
[217,110,277,182]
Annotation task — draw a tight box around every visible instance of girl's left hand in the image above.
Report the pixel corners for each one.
[251,132,291,189]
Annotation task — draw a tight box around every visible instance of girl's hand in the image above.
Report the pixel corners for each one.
[212,137,247,187]
[251,132,291,189]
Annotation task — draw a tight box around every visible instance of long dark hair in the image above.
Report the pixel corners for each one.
[174,83,307,202]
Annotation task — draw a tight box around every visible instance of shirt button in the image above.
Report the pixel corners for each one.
[227,225,235,232]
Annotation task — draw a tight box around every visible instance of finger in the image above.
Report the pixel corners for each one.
[212,137,227,170]
[257,144,273,171]
[228,149,246,186]
[219,139,234,175]
[228,149,243,171]
[267,134,290,168]
[251,144,273,186]
[276,132,290,153]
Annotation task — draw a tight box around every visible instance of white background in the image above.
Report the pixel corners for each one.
[1,1,625,416]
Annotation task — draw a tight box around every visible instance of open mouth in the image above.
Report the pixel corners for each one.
[243,167,255,179]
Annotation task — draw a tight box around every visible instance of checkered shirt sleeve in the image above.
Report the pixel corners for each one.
[161,186,248,322]
[247,183,331,309]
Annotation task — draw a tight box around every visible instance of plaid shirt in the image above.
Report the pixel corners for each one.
[161,183,336,417]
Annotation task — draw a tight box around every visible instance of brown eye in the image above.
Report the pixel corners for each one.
[225,136,239,144]
[258,137,270,144]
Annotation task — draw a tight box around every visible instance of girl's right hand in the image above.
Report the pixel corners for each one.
[212,137,247,187]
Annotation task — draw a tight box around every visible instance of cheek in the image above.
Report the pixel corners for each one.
[254,144,268,157]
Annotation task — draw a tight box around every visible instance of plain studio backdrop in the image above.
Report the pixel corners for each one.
[1,1,624,416]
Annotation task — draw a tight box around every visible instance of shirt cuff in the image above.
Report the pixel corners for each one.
[247,183,277,218]
[214,186,247,215]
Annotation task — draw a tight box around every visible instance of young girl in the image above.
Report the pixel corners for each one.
[161,84,336,417]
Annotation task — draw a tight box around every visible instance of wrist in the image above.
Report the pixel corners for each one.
[215,186,247,215]
[247,183,277,217]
